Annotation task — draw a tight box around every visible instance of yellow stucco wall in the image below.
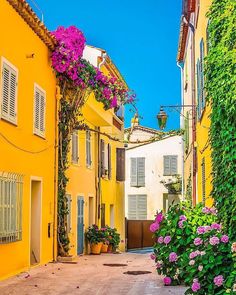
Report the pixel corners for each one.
[195,0,213,206]
[0,0,57,280]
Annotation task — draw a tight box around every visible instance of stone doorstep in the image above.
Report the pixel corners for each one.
[57,255,77,262]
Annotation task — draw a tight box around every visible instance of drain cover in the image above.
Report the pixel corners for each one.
[123,271,152,275]
[103,263,128,267]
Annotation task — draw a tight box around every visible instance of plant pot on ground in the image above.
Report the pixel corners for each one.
[85,224,103,255]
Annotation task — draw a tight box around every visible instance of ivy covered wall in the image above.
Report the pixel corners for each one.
[205,0,236,239]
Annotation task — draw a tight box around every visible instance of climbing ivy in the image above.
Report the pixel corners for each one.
[205,0,236,239]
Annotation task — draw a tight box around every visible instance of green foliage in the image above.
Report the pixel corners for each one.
[85,224,103,244]
[160,175,182,194]
[205,0,236,239]
[106,226,121,250]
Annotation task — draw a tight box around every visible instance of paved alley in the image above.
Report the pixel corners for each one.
[0,253,187,295]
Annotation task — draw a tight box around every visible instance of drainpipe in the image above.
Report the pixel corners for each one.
[183,15,197,206]
[177,61,185,201]
[96,127,101,224]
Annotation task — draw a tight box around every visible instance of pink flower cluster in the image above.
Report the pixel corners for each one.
[163,276,172,286]
[202,207,217,215]
[150,212,164,233]
[194,237,203,246]
[178,215,187,228]
[169,252,178,262]
[214,275,224,287]
[191,279,201,292]
[189,250,205,259]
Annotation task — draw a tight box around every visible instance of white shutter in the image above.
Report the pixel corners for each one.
[72,131,78,163]
[170,156,178,175]
[1,61,17,124]
[128,195,137,220]
[137,195,147,220]
[130,158,137,187]
[86,131,92,166]
[34,85,46,137]
[164,156,171,175]
[137,158,145,187]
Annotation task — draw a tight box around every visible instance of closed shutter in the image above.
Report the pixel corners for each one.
[100,139,105,176]
[116,148,125,181]
[196,59,201,119]
[130,158,137,186]
[128,195,147,220]
[86,131,92,166]
[1,62,17,123]
[200,39,205,109]
[71,131,78,163]
[34,85,46,137]
[164,156,171,175]
[137,157,145,187]
[170,156,178,175]
[108,144,111,179]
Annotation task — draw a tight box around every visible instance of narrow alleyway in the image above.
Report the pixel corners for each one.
[0,253,187,295]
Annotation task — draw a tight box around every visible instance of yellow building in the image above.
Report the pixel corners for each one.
[0,0,58,280]
[66,46,126,256]
[177,0,213,206]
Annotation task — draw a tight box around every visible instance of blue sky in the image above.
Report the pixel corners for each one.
[31,0,182,130]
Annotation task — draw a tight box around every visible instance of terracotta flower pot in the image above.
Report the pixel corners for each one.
[107,244,113,253]
[90,242,102,255]
[101,244,108,253]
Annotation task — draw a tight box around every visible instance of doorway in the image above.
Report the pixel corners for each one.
[30,180,42,265]
[77,197,84,255]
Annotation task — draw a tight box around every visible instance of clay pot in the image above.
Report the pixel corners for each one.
[101,244,108,253]
[107,244,113,253]
[90,242,102,255]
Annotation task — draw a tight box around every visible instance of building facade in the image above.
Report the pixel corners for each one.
[125,122,182,220]
[177,0,213,206]
[0,0,58,280]
[66,46,126,256]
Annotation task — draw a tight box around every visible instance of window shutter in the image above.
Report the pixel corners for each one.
[108,144,111,179]
[164,156,170,175]
[137,195,147,220]
[128,195,137,220]
[137,157,145,187]
[130,158,137,186]
[100,139,105,176]
[116,148,125,181]
[34,90,40,131]
[202,158,206,205]
[1,62,17,123]
[72,131,78,163]
[170,156,178,175]
[34,86,45,137]
[200,39,205,109]
[39,94,45,133]
[196,59,201,119]
[86,131,92,166]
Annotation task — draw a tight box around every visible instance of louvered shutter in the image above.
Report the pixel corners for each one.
[108,144,111,179]
[1,62,17,123]
[72,131,78,163]
[202,158,206,205]
[34,89,40,131]
[116,148,125,181]
[164,156,171,175]
[128,195,137,220]
[137,195,147,220]
[34,86,45,137]
[100,139,105,176]
[86,131,92,166]
[137,157,145,187]
[196,59,201,119]
[200,39,205,109]
[130,158,137,186]
[39,94,45,133]
[170,156,178,175]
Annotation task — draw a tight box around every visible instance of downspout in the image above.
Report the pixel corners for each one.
[177,61,185,201]
[96,127,101,224]
[53,85,61,261]
[184,15,197,206]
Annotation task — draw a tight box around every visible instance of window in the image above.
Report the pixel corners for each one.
[0,172,23,243]
[130,157,145,187]
[116,148,125,181]
[34,84,46,137]
[71,131,79,164]
[100,139,105,176]
[86,130,92,167]
[196,39,206,119]
[163,155,178,176]
[100,141,112,178]
[1,59,18,124]
[128,195,147,220]
[66,194,72,233]
[201,158,206,205]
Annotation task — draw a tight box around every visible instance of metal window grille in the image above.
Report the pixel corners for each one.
[0,172,23,244]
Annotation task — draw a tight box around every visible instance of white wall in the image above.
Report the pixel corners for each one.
[125,135,182,220]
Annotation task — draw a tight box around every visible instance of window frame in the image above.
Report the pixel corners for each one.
[0,57,18,125]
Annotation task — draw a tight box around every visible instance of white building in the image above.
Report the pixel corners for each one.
[125,121,183,220]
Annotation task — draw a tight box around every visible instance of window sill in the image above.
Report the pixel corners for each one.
[34,131,46,140]
[1,116,17,126]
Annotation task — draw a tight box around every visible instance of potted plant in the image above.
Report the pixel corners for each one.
[106,226,121,253]
[85,224,102,254]
[100,226,109,253]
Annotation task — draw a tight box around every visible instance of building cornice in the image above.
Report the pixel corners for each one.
[6,0,56,50]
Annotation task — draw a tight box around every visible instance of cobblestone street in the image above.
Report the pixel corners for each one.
[0,253,187,295]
